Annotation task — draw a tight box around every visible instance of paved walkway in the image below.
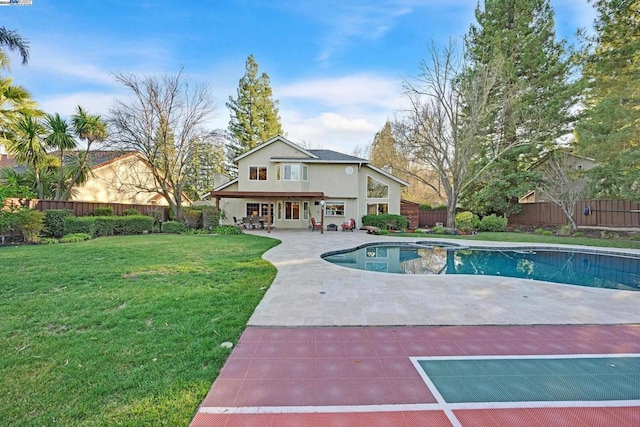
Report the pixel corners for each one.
[192,230,640,426]
[247,229,640,326]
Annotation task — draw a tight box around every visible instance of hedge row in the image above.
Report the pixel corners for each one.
[63,215,154,237]
[361,214,408,230]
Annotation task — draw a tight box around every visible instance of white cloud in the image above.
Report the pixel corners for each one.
[38,92,120,118]
[277,73,404,110]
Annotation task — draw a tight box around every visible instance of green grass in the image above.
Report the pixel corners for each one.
[406,232,640,250]
[0,234,279,426]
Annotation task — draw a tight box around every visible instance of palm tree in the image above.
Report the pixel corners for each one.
[44,113,77,199]
[59,106,107,200]
[0,27,29,68]
[0,77,40,146]
[6,115,48,198]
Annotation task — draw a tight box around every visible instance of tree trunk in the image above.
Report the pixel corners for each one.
[446,202,456,229]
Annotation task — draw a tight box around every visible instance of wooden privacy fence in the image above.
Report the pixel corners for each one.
[509,200,640,228]
[4,198,170,220]
[418,210,448,227]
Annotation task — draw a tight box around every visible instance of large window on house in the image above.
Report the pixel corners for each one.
[367,175,389,198]
[367,203,388,215]
[246,203,260,217]
[249,166,267,181]
[324,201,345,217]
[283,164,300,181]
[284,201,300,219]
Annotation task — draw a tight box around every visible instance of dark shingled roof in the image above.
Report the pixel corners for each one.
[309,149,367,162]
[1,150,134,172]
[271,149,367,162]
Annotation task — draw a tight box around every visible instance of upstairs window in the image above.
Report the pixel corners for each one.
[283,164,300,181]
[249,166,267,181]
[367,176,388,198]
[302,165,308,181]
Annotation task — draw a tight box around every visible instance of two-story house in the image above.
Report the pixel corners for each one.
[209,136,409,230]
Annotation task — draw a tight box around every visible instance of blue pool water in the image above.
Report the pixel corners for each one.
[321,242,640,291]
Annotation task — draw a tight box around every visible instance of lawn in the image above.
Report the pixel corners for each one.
[405,231,640,250]
[0,234,279,426]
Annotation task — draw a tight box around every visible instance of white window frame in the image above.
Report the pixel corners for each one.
[302,165,308,181]
[284,201,301,220]
[283,164,300,181]
[249,165,268,181]
[367,202,389,215]
[324,201,345,217]
[367,175,389,198]
[302,201,309,220]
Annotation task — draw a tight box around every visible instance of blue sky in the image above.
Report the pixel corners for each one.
[4,0,595,154]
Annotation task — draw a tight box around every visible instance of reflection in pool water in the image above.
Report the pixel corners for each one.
[321,242,640,291]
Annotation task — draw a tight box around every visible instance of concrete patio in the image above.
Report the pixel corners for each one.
[245,229,640,327]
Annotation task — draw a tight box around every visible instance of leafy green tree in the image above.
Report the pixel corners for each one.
[575,0,640,201]
[44,113,77,199]
[5,115,48,198]
[184,131,228,200]
[226,55,283,161]
[55,106,107,201]
[0,77,40,148]
[462,0,575,215]
[0,27,29,68]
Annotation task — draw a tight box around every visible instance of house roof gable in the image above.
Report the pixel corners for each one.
[234,135,318,162]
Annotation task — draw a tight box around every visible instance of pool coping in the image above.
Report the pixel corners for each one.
[245,230,640,327]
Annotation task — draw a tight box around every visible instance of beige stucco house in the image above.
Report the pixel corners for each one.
[519,152,597,204]
[70,151,176,205]
[207,136,409,230]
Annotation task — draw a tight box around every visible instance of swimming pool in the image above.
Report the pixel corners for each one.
[321,242,640,291]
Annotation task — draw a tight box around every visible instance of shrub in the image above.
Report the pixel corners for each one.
[123,208,140,216]
[513,229,522,233]
[557,224,573,237]
[535,228,545,235]
[478,214,508,232]
[64,216,96,236]
[432,204,448,210]
[433,225,446,234]
[93,207,114,216]
[40,237,59,245]
[361,214,408,231]
[375,229,389,235]
[542,230,553,236]
[455,211,478,232]
[60,233,92,243]
[419,204,432,210]
[162,221,185,234]
[147,207,165,225]
[119,215,154,234]
[43,209,74,238]
[182,209,202,230]
[214,225,244,235]
[201,207,223,230]
[94,216,119,237]
[573,231,584,238]
[12,209,45,243]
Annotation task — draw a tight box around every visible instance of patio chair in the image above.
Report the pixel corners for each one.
[310,217,323,231]
[341,218,356,232]
[233,217,243,227]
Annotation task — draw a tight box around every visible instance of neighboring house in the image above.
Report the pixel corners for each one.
[519,152,597,204]
[207,136,409,229]
[2,150,185,206]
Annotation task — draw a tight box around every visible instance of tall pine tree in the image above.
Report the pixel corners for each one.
[226,55,283,161]
[575,0,640,201]
[462,0,575,215]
